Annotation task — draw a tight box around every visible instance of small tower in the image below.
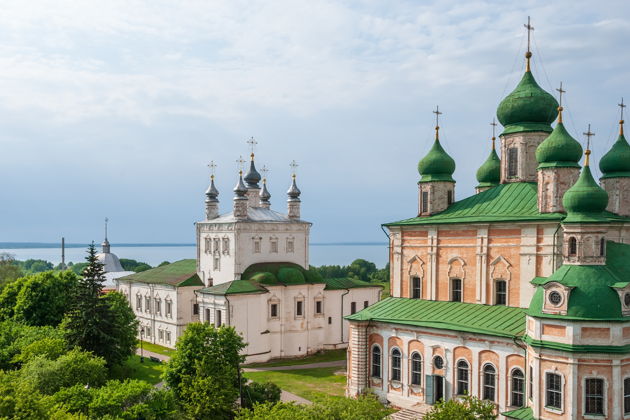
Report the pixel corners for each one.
[205,162,220,220]
[599,100,630,216]
[561,131,609,265]
[260,178,271,209]
[475,121,501,193]
[233,171,248,220]
[496,18,558,183]
[244,138,262,208]
[417,107,456,215]
[287,161,301,220]
[102,217,111,253]
[536,84,583,213]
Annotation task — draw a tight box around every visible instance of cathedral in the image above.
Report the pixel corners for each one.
[345,30,630,419]
[116,151,380,363]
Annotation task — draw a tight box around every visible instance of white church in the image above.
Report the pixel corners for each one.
[116,150,381,362]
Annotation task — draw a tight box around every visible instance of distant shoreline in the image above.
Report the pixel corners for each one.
[0,242,387,249]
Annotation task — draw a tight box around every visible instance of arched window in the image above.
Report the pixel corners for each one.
[600,237,606,256]
[371,345,381,379]
[412,276,421,299]
[545,372,562,409]
[511,368,524,407]
[391,348,402,382]
[410,352,422,386]
[451,278,462,302]
[495,280,507,305]
[482,364,496,401]
[568,237,577,256]
[456,360,469,395]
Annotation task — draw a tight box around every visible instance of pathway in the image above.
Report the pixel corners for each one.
[136,348,169,362]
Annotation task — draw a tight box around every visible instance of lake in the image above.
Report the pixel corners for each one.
[0,243,389,268]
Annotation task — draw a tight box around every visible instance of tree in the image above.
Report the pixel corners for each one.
[158,261,171,267]
[347,259,378,282]
[13,271,79,326]
[120,258,152,272]
[16,259,54,274]
[62,243,118,366]
[19,348,107,395]
[0,320,64,370]
[423,395,497,420]
[242,381,281,409]
[0,253,22,288]
[164,322,246,419]
[103,291,138,366]
[369,262,390,283]
[236,394,394,420]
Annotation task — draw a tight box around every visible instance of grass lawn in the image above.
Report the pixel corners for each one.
[138,340,175,357]
[379,281,391,299]
[243,366,346,401]
[111,355,166,385]
[244,348,346,368]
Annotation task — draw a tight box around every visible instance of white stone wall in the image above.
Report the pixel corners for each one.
[537,167,580,213]
[601,177,630,217]
[500,131,548,183]
[418,181,455,216]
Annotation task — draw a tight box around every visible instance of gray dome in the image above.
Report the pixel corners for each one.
[96,251,125,273]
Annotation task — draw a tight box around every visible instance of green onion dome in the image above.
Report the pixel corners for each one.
[599,122,630,179]
[562,154,609,223]
[496,71,559,135]
[536,109,583,168]
[418,134,456,183]
[476,143,500,187]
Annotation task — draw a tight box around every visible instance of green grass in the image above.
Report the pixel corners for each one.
[111,355,166,385]
[379,281,391,299]
[243,366,346,401]
[244,349,346,368]
[138,341,175,357]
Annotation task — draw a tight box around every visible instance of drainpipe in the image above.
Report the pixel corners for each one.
[341,288,350,343]
[552,223,561,269]
[224,295,231,327]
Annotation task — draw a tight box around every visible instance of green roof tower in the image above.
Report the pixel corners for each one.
[599,100,630,216]
[475,121,501,193]
[417,107,456,216]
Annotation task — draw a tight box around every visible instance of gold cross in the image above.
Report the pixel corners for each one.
[236,155,245,172]
[247,137,258,157]
[619,98,626,120]
[583,124,595,151]
[261,165,270,181]
[490,118,498,149]
[524,16,534,54]
[207,161,217,178]
[556,82,566,107]
[289,160,299,177]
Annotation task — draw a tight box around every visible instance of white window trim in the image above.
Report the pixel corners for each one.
[371,344,382,381]
[389,346,403,387]
[481,362,498,402]
[268,297,280,320]
[313,296,324,317]
[409,351,423,391]
[455,358,471,396]
[582,375,608,419]
[294,296,305,319]
[543,369,565,415]
[449,277,463,302]
[508,367,525,408]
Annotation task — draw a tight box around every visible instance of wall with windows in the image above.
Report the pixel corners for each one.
[389,222,561,309]
[115,280,199,349]
[196,220,310,287]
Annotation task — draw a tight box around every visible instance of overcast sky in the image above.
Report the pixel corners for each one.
[1,0,629,244]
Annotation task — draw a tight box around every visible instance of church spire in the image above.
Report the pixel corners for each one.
[599,99,630,216]
[260,165,271,209]
[475,119,501,193]
[102,217,110,254]
[233,157,248,220]
[205,161,220,220]
[287,160,301,219]
[524,16,534,72]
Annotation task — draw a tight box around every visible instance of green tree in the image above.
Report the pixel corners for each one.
[19,348,107,395]
[423,395,497,420]
[242,381,281,409]
[236,394,393,420]
[158,261,171,267]
[0,370,54,420]
[369,262,390,283]
[13,271,78,326]
[17,259,54,274]
[164,322,246,419]
[120,258,152,272]
[68,262,88,276]
[0,253,22,288]
[62,243,118,366]
[103,291,138,366]
[347,259,377,282]
[12,337,67,364]
[0,279,23,320]
[0,320,63,370]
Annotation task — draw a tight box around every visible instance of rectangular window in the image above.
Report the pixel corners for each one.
[213,256,220,271]
[508,147,518,177]
[451,278,462,302]
[457,364,470,395]
[315,300,322,314]
[270,239,278,253]
[495,280,507,305]
[222,237,229,255]
[158,329,164,340]
[624,378,630,414]
[254,239,261,253]
[204,308,211,323]
[145,326,151,338]
[529,366,533,400]
[447,190,453,205]
[585,378,604,415]
[166,301,172,318]
[136,295,142,311]
[155,299,161,315]
[350,302,357,314]
[287,239,294,253]
[296,300,303,317]
[270,303,278,318]
[145,296,151,313]
[412,276,421,299]
[545,372,562,409]
[421,191,429,213]
[364,300,369,309]
[215,310,222,327]
[328,316,332,325]
[205,237,211,254]
[193,303,199,315]
[213,238,220,253]
[166,331,171,343]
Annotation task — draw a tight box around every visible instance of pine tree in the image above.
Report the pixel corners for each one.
[63,243,117,365]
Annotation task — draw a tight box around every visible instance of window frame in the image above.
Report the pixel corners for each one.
[495,280,507,305]
[482,363,496,401]
[451,278,462,302]
[371,345,382,379]
[350,301,357,314]
[624,377,630,415]
[456,359,470,396]
[507,147,518,178]
[545,372,563,412]
[390,348,402,383]
[584,377,605,416]
[421,191,429,213]
[215,310,222,327]
[510,368,525,408]
[270,302,279,318]
[295,299,304,318]
[568,237,577,256]
[411,276,421,299]
[410,352,422,387]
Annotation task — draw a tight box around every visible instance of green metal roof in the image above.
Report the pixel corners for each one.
[418,138,456,183]
[323,277,381,290]
[117,259,203,287]
[502,407,537,420]
[199,279,268,296]
[562,164,609,223]
[475,147,501,187]
[536,120,582,168]
[600,131,630,178]
[528,241,630,321]
[385,182,564,226]
[345,297,526,338]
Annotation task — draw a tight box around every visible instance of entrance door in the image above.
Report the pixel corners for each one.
[434,375,444,402]
[425,375,446,404]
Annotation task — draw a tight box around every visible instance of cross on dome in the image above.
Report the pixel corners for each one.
[433,106,442,140]
[247,137,258,159]
[261,165,270,182]
[236,155,245,173]
[207,160,217,179]
[290,160,299,177]
[583,124,595,165]
[490,118,498,149]
[524,16,534,71]
[104,217,109,241]
[556,82,566,122]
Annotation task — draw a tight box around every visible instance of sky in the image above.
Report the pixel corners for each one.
[1,0,629,244]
